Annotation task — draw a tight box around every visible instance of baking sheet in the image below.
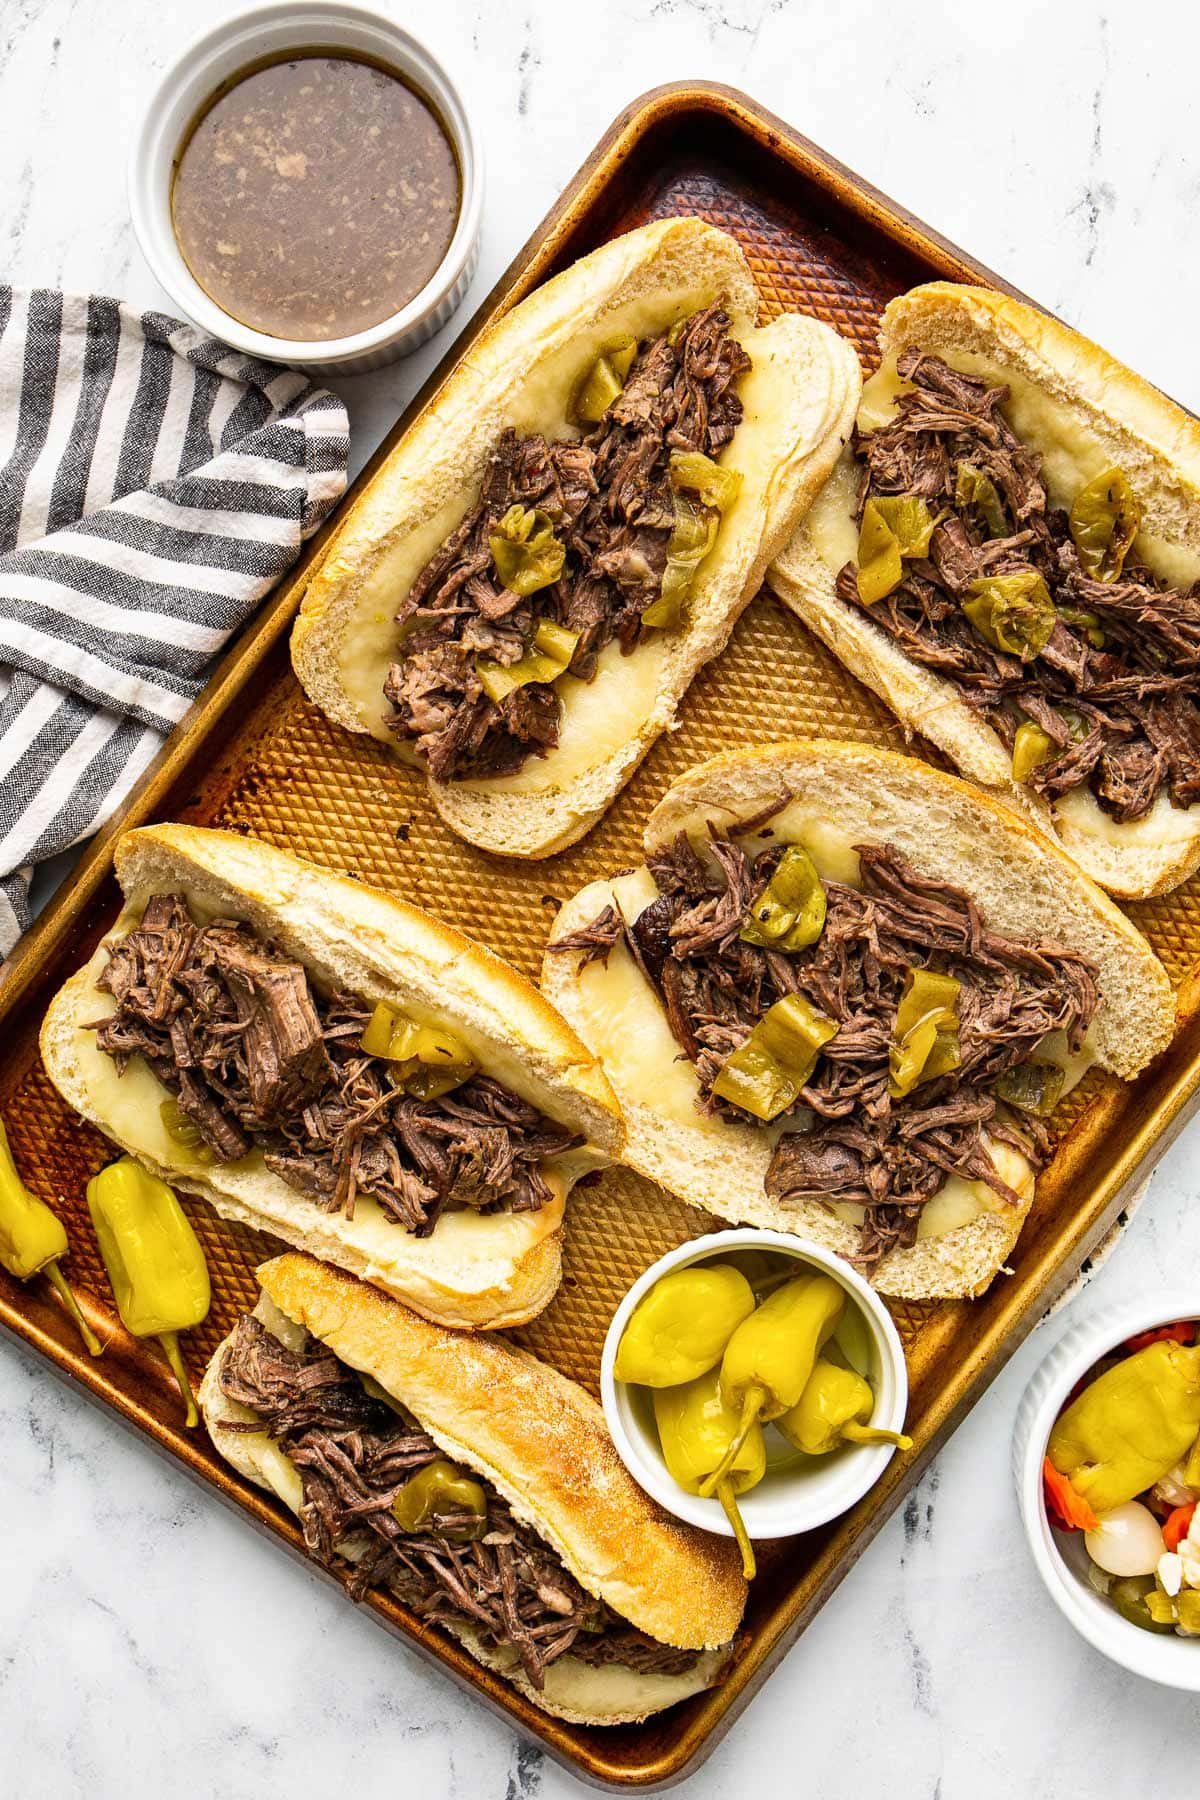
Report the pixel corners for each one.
[2,83,1199,1789]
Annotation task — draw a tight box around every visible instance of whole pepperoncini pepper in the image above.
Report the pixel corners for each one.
[0,1116,101,1356]
[700,1273,845,1500]
[1047,1339,1200,1513]
[86,1159,211,1426]
[614,1264,756,1387]
[654,1365,765,1579]
[777,1359,912,1457]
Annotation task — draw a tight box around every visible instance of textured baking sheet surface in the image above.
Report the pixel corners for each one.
[2,90,1199,1788]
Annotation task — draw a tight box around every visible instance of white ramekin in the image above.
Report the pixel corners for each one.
[600,1229,910,1541]
[129,2,482,374]
[1014,1290,1200,1690]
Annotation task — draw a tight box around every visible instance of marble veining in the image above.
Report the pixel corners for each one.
[2,1,1200,1794]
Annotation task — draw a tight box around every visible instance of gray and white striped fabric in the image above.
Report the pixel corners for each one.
[0,288,349,957]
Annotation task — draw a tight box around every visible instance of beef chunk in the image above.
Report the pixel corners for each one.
[208,935,331,1124]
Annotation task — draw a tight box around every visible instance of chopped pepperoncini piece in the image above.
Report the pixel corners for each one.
[962,570,1056,662]
[740,845,827,953]
[359,1002,476,1099]
[159,1098,216,1164]
[642,492,719,629]
[889,968,961,1098]
[992,1060,1065,1116]
[569,335,638,424]
[488,505,566,597]
[1058,604,1107,649]
[712,993,838,1121]
[1012,720,1057,784]
[954,462,1007,537]
[476,617,580,704]
[392,1458,489,1540]
[669,449,743,514]
[1144,1587,1178,1627]
[1069,467,1140,582]
[855,496,942,604]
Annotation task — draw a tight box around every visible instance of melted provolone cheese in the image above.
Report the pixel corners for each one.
[800,445,860,577]
[450,634,667,796]
[651,805,862,889]
[567,870,717,1132]
[823,1136,1034,1240]
[1054,783,1200,849]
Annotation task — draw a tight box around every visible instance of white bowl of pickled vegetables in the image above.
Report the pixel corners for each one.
[1015,1294,1200,1689]
[600,1230,911,1574]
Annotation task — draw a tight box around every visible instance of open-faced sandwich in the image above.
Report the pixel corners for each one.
[200,1253,746,1724]
[542,741,1173,1300]
[291,215,860,857]
[40,826,622,1330]
[769,285,1200,899]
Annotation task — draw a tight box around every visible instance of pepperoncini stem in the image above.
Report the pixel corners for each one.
[698,1383,767,1499]
[43,1259,103,1358]
[158,1330,198,1428]
[840,1420,913,1449]
[716,1477,756,1581]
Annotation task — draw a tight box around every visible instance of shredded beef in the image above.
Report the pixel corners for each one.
[553,827,1098,1265]
[92,895,578,1235]
[839,349,1200,822]
[219,1315,701,1688]
[383,303,751,781]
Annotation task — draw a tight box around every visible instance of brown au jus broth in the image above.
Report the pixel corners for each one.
[171,51,461,342]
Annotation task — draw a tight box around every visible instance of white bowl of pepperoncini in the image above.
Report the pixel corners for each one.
[600,1230,911,1575]
[1015,1294,1200,1690]
[129,1,482,373]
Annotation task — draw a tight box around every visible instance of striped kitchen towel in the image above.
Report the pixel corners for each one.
[0,288,349,958]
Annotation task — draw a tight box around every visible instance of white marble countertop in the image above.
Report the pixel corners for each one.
[3,1,1200,1793]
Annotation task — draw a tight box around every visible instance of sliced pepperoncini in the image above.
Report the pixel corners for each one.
[739,845,827,953]
[954,462,1007,537]
[992,1060,1065,1116]
[488,505,566,597]
[961,570,1056,662]
[1011,719,1057,784]
[1058,604,1107,649]
[569,335,638,424]
[889,968,961,1098]
[669,449,743,514]
[642,492,719,629]
[476,618,580,705]
[712,993,838,1122]
[392,1458,489,1539]
[159,1098,216,1164]
[1069,467,1140,582]
[855,496,942,605]
[359,1002,476,1099]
